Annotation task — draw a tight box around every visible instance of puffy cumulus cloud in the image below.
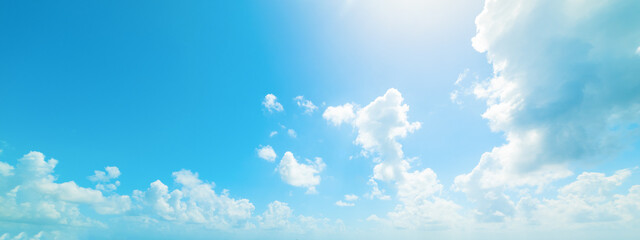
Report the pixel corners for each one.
[323,103,356,126]
[277,152,325,194]
[257,145,277,162]
[294,96,318,114]
[258,201,344,233]
[456,0,640,221]
[263,94,284,112]
[514,169,640,226]
[354,89,421,181]
[326,89,461,229]
[132,169,255,229]
[0,152,131,228]
[326,88,420,182]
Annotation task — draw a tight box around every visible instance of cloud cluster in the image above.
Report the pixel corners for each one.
[132,169,255,229]
[0,152,131,227]
[0,151,336,238]
[336,194,358,207]
[455,0,640,221]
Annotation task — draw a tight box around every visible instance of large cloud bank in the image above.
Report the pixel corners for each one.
[455,0,640,222]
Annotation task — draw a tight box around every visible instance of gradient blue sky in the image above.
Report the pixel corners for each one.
[1,0,640,239]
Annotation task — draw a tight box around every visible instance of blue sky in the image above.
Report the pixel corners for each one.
[1,0,640,239]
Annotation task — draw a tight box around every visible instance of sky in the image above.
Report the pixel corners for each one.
[1,0,640,239]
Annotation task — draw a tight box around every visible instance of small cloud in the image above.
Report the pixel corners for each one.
[335,200,354,207]
[89,166,121,182]
[636,46,640,55]
[287,129,297,138]
[455,68,469,85]
[344,194,359,201]
[336,194,359,207]
[257,145,277,162]
[294,96,318,114]
[263,94,284,112]
[269,131,278,137]
[450,90,461,105]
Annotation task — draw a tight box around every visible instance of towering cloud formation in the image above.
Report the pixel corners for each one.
[325,89,461,229]
[455,0,640,221]
[324,88,421,182]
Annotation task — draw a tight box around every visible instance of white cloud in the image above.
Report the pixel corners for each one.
[269,131,278,137]
[326,89,462,229]
[257,145,277,162]
[449,90,461,105]
[259,200,343,233]
[336,194,359,207]
[287,129,297,138]
[456,0,640,221]
[325,89,420,184]
[387,197,463,230]
[294,96,318,114]
[365,178,390,201]
[335,200,354,207]
[636,46,640,55]
[514,169,640,225]
[384,169,463,229]
[454,68,469,85]
[322,103,356,126]
[262,94,284,112]
[353,89,421,181]
[1,151,344,237]
[89,166,120,182]
[0,231,60,240]
[0,161,14,177]
[277,152,325,194]
[344,194,358,201]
